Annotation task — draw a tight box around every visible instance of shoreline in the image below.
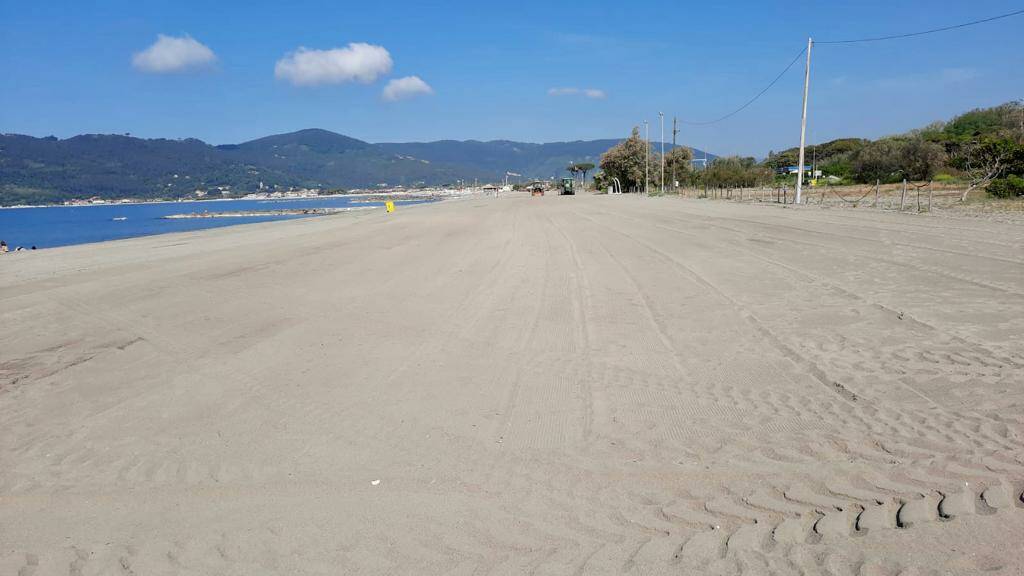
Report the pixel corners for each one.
[0,188,484,209]
[161,206,378,219]
[0,192,460,253]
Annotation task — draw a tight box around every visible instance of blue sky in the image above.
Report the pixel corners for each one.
[2,0,1022,156]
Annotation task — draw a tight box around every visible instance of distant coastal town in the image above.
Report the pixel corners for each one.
[6,184,509,209]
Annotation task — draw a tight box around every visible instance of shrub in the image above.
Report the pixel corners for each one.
[986,175,1024,198]
[701,156,772,188]
[848,137,947,184]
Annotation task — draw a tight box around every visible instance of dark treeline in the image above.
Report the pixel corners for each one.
[764,102,1024,199]
[596,102,1024,199]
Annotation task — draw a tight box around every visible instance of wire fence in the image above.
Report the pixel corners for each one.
[668,181,977,212]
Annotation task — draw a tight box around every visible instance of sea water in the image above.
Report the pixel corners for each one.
[0,196,416,249]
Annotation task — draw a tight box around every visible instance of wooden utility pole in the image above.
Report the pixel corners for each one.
[795,37,813,205]
[671,116,679,191]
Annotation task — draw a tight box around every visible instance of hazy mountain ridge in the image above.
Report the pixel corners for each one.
[0,129,712,204]
[378,138,714,179]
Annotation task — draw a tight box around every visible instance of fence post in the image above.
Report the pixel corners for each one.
[900,179,907,211]
[874,180,879,208]
[927,181,933,212]
[916,183,921,212]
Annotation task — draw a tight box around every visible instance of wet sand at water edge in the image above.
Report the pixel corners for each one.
[2,192,1023,575]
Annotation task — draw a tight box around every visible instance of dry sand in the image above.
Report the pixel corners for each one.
[1,193,1022,575]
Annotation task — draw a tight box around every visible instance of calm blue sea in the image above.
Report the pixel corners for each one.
[0,196,411,249]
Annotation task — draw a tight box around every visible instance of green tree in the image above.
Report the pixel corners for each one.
[575,162,595,185]
[942,103,1021,141]
[599,128,656,193]
[900,138,947,181]
[663,147,693,188]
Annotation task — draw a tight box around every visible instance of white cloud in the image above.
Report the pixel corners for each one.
[548,87,580,96]
[275,42,392,86]
[547,87,606,99]
[132,34,216,73]
[382,76,434,101]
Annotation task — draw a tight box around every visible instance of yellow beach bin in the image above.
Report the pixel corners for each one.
[385,201,395,213]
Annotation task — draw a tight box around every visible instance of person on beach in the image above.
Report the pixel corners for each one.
[1,240,8,253]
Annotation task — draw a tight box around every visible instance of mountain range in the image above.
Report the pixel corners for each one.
[0,129,713,205]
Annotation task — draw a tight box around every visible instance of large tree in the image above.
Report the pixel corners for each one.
[900,138,947,182]
[599,128,656,192]
[575,162,595,185]
[566,162,595,188]
[663,147,693,188]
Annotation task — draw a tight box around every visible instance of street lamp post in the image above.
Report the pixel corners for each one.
[644,120,649,195]
[659,112,665,194]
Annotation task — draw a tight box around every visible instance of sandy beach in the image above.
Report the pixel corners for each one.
[1,192,1022,575]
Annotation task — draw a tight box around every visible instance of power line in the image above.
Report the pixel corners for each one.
[678,46,807,126]
[816,8,1024,44]
[674,9,1024,127]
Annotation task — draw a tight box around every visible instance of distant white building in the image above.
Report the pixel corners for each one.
[781,165,823,178]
